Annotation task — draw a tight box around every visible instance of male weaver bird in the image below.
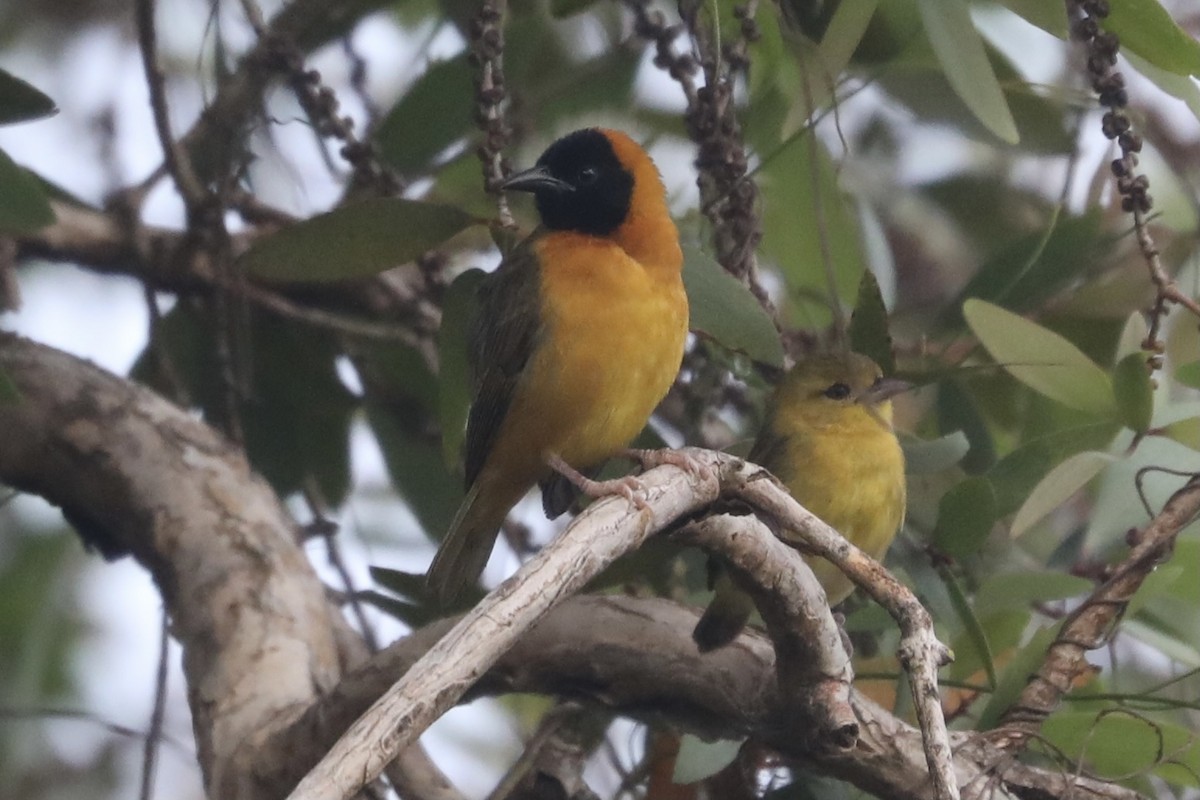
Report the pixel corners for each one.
[693,353,908,651]
[426,128,689,606]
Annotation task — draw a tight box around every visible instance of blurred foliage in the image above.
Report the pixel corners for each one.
[1,0,1199,797]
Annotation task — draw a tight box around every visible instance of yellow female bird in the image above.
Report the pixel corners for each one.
[693,353,908,651]
[426,128,688,606]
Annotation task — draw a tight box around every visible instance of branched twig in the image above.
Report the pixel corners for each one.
[994,472,1200,749]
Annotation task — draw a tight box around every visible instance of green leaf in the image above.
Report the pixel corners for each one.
[933,476,997,558]
[848,268,895,375]
[963,299,1116,417]
[938,564,996,689]
[0,366,19,404]
[0,69,57,125]
[240,198,480,282]
[1103,0,1200,78]
[987,423,1118,517]
[1043,710,1200,785]
[549,0,600,17]
[1112,352,1154,433]
[901,431,969,475]
[975,570,1092,611]
[0,147,54,233]
[375,56,475,175]
[672,734,743,784]
[1010,451,1115,538]
[682,246,783,367]
[936,379,996,474]
[439,269,486,469]
[1162,416,1200,451]
[997,0,1068,38]
[1176,360,1200,390]
[915,0,1019,144]
[977,622,1059,730]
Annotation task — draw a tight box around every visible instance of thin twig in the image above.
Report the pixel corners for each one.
[139,608,171,800]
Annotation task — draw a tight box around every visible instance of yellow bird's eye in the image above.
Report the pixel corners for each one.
[823,382,852,400]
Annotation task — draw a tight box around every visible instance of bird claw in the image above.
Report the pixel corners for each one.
[624,447,715,483]
[546,454,651,510]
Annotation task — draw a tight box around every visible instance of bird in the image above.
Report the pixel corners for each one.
[692,352,908,651]
[426,128,689,607]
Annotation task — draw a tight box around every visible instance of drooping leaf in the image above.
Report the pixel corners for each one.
[915,0,1018,144]
[1010,451,1116,539]
[977,623,1060,730]
[933,476,997,558]
[936,379,997,474]
[0,69,57,125]
[1103,0,1200,78]
[672,734,743,784]
[683,246,783,367]
[0,147,54,233]
[375,55,475,175]
[849,268,895,374]
[240,198,480,282]
[439,269,486,468]
[938,564,997,689]
[963,299,1116,417]
[974,570,1092,612]
[1112,352,1154,433]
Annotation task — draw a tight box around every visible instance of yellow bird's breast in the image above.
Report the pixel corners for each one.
[774,411,906,604]
[499,233,687,476]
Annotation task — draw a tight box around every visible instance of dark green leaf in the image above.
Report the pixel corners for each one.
[987,423,1118,517]
[936,380,996,474]
[1103,0,1200,78]
[375,56,475,175]
[937,564,996,690]
[549,0,600,16]
[975,570,1092,611]
[439,269,486,468]
[358,586,447,628]
[963,299,1116,417]
[0,146,54,233]
[0,69,57,124]
[848,268,895,374]
[915,0,1018,143]
[997,0,1068,38]
[682,246,783,367]
[367,402,465,541]
[977,622,1059,730]
[240,198,480,282]
[1112,352,1154,433]
[933,476,997,558]
[131,303,356,503]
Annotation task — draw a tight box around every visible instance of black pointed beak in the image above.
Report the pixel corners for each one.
[858,376,912,406]
[500,165,574,194]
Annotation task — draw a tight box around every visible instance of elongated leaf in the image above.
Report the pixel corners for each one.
[0,69,57,125]
[963,299,1116,417]
[938,564,997,689]
[936,379,996,474]
[683,246,783,367]
[997,0,1068,38]
[987,423,1118,517]
[1104,0,1200,78]
[1177,360,1200,390]
[375,56,474,175]
[1010,451,1115,538]
[0,147,54,233]
[975,570,1092,612]
[933,476,997,558]
[1112,352,1154,433]
[672,734,742,784]
[901,431,969,475]
[849,268,895,374]
[977,623,1060,730]
[916,0,1018,144]
[439,269,485,469]
[240,198,480,282]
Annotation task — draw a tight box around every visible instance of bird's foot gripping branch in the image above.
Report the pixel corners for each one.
[287,447,958,800]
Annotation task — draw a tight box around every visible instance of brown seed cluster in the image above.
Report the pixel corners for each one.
[471,0,512,196]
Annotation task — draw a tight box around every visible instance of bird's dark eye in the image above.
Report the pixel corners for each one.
[823,382,851,400]
[577,165,599,185]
